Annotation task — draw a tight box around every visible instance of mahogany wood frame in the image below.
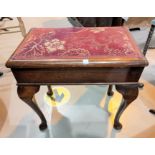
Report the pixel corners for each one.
[6,26,148,131]
[6,58,148,131]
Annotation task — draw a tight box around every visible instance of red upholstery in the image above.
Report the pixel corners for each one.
[11,27,143,60]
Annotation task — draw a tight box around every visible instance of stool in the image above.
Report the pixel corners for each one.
[6,27,148,131]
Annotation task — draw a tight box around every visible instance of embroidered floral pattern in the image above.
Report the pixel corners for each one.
[44,39,65,53]
[21,41,45,57]
[60,48,90,57]
[11,27,143,60]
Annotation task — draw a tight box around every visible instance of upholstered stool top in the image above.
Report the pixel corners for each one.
[6,27,148,68]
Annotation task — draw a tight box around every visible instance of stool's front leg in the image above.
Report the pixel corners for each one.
[114,84,139,130]
[17,85,47,131]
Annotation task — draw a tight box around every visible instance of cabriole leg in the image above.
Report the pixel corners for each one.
[17,85,47,131]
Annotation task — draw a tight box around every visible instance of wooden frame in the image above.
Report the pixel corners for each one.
[6,27,148,131]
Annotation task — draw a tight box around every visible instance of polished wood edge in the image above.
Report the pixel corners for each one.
[6,58,148,68]
[16,82,140,86]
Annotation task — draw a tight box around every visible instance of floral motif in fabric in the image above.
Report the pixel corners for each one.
[11,27,143,60]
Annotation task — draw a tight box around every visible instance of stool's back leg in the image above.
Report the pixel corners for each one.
[47,85,53,96]
[107,85,114,96]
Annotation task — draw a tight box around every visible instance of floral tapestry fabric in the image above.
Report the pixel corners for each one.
[11,27,143,60]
